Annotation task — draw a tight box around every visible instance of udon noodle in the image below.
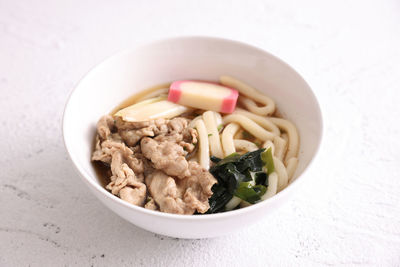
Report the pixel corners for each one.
[192,76,299,209]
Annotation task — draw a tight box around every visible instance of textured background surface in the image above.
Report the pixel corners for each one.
[1,0,400,266]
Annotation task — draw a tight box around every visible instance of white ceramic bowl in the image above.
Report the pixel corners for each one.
[63,36,323,239]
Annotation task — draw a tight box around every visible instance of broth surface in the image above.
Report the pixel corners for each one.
[110,83,170,115]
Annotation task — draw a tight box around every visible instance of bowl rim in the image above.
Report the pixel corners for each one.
[62,35,324,221]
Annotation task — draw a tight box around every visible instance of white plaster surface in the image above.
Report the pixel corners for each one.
[1,0,400,266]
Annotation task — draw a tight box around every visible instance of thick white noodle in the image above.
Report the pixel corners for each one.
[220,76,275,115]
[281,133,289,143]
[269,118,299,163]
[234,108,280,135]
[136,88,169,101]
[234,139,259,152]
[262,140,275,155]
[273,156,288,192]
[273,136,287,161]
[189,115,202,128]
[195,119,210,170]
[221,123,240,156]
[239,96,275,117]
[261,172,278,200]
[203,111,224,158]
[214,112,222,127]
[223,114,274,141]
[225,196,242,211]
[286,157,299,182]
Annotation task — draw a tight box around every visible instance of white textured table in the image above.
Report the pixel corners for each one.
[1,0,400,266]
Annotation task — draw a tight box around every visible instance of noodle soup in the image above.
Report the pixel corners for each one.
[92,76,299,215]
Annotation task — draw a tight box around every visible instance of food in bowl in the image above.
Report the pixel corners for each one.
[92,75,299,215]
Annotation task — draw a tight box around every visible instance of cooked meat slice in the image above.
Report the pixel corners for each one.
[92,114,214,214]
[154,132,196,154]
[180,127,198,153]
[127,145,150,177]
[144,197,158,211]
[116,118,170,146]
[115,118,151,130]
[153,118,170,134]
[115,116,196,147]
[187,162,216,195]
[184,127,198,145]
[168,117,189,133]
[92,135,112,163]
[145,171,188,214]
[153,132,182,142]
[119,186,146,206]
[110,133,123,142]
[119,128,153,147]
[115,117,187,133]
[167,118,198,145]
[92,139,144,174]
[93,126,147,206]
[180,140,196,154]
[97,115,115,140]
[145,163,217,214]
[141,137,190,178]
[106,153,146,206]
[115,117,168,131]
[154,119,197,152]
[180,162,217,213]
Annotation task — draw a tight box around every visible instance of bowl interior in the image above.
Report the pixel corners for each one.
[63,37,322,212]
